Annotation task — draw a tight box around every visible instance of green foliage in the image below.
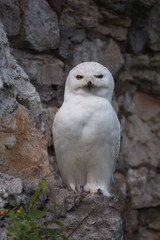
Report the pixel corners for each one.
[4,179,68,240]
[38,179,47,195]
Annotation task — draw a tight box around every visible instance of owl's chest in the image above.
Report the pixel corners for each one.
[57,97,115,143]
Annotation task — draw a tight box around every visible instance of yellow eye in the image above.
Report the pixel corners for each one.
[76,75,83,80]
[95,74,103,79]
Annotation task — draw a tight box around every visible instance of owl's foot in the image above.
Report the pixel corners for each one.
[84,183,110,197]
[83,183,90,193]
[83,183,98,194]
[71,184,84,192]
[80,185,84,192]
[99,188,110,197]
[98,188,103,195]
[69,183,76,191]
[97,188,110,197]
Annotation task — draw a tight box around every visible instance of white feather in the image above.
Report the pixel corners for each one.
[52,62,120,196]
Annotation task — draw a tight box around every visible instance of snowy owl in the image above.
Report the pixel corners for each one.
[52,62,120,196]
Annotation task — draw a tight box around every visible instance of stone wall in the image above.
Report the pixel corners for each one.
[0,0,160,239]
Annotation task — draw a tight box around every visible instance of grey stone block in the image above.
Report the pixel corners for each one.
[20,0,60,52]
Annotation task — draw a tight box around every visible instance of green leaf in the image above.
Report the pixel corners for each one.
[7,206,17,217]
[49,220,67,231]
[28,222,38,227]
[17,219,28,228]
[40,228,58,236]
[29,210,45,219]
[8,227,17,233]
[50,200,66,213]
[29,190,40,209]
[61,235,68,240]
[7,233,16,237]
[38,179,47,195]
[23,232,40,240]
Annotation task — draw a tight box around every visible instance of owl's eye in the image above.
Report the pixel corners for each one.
[95,74,103,79]
[76,75,83,80]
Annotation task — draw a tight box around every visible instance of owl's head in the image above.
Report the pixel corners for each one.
[64,62,115,102]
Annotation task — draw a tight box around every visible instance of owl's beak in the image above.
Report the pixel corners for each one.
[87,81,93,91]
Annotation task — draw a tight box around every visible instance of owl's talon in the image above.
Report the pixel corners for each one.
[80,185,84,191]
[98,188,103,195]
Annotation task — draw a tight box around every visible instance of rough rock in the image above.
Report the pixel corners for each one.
[126,0,151,54]
[44,107,59,147]
[0,173,123,240]
[36,85,64,104]
[67,0,93,14]
[97,9,131,41]
[119,54,160,86]
[72,39,101,66]
[123,210,139,239]
[146,1,160,51]
[41,60,64,86]
[67,0,99,28]
[11,50,64,87]
[103,39,124,76]
[48,187,123,240]
[19,0,60,51]
[120,92,160,167]
[128,25,147,54]
[0,172,23,208]
[10,49,64,104]
[127,167,160,208]
[47,0,65,14]
[139,208,160,232]
[113,173,127,200]
[130,228,160,240]
[0,0,20,37]
[100,9,131,28]
[96,0,155,53]
[58,1,99,60]
[0,21,51,180]
[0,104,50,179]
[97,24,128,41]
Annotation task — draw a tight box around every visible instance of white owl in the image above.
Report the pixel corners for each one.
[52,62,120,196]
